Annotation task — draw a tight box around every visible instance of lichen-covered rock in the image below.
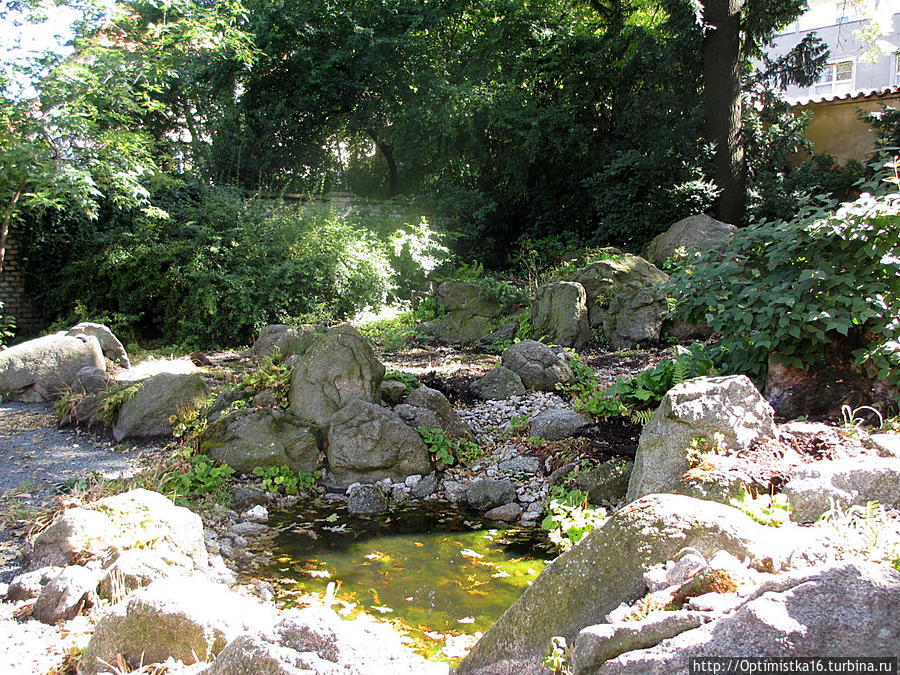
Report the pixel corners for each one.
[347,484,389,514]
[569,255,668,329]
[466,479,517,511]
[80,577,274,674]
[626,376,777,503]
[70,365,112,394]
[573,611,709,674]
[97,549,181,601]
[201,408,319,474]
[469,366,526,400]
[574,458,634,505]
[432,281,505,344]
[289,325,385,426]
[31,565,100,624]
[597,563,900,674]
[0,333,105,402]
[202,606,449,675]
[783,457,900,522]
[642,214,737,268]
[484,503,523,522]
[501,340,573,392]
[113,373,208,441]
[31,489,207,571]
[67,322,131,368]
[326,400,432,489]
[394,403,442,432]
[601,281,669,349]
[456,494,807,675]
[380,379,409,405]
[530,408,594,441]
[6,566,63,602]
[530,281,590,348]
[405,386,471,439]
[250,324,321,361]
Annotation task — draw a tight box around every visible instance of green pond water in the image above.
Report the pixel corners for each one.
[251,501,552,662]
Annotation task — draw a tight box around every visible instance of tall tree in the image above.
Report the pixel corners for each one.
[700,0,824,224]
[702,0,744,224]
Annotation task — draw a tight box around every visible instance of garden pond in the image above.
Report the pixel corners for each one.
[246,500,553,663]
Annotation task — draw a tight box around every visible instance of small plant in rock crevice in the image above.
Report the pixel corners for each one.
[418,427,483,467]
[729,486,793,527]
[162,455,235,503]
[839,404,883,438]
[541,486,607,552]
[96,382,144,426]
[814,500,900,567]
[384,370,421,395]
[542,636,572,675]
[253,466,320,495]
[241,353,293,409]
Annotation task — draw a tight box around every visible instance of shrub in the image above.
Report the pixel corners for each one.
[22,183,450,348]
[668,163,900,389]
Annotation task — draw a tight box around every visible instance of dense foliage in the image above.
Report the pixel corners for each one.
[20,183,449,346]
[0,0,856,346]
[668,157,900,389]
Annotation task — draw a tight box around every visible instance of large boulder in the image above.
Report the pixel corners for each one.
[783,457,900,522]
[530,281,590,348]
[80,576,274,674]
[569,255,668,329]
[469,366,526,401]
[432,281,505,344]
[289,325,385,426]
[0,333,105,402]
[250,324,321,362]
[601,282,669,349]
[501,340,573,392]
[67,322,131,368]
[405,385,471,439]
[456,494,807,675]
[31,488,207,571]
[597,562,900,673]
[201,408,319,474]
[326,400,432,489]
[626,376,778,503]
[202,606,448,675]
[642,213,737,268]
[113,373,209,441]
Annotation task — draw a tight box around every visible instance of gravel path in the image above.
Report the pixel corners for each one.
[0,403,168,583]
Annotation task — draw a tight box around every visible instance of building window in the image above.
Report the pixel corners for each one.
[818,61,854,85]
[896,53,900,86]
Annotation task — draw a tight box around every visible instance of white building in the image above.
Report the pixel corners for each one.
[768,0,900,101]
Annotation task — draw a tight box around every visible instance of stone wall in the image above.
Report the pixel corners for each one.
[0,231,43,335]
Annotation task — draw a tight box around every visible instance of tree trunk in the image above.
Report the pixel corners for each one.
[368,130,399,197]
[0,182,26,275]
[703,0,745,225]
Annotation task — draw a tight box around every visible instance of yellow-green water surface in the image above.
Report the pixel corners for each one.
[252,501,551,662]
